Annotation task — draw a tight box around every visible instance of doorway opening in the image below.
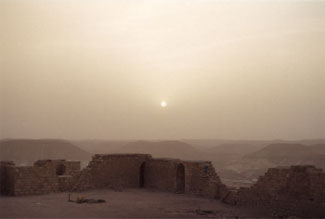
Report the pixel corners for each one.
[56,164,66,176]
[176,163,185,193]
[139,162,146,188]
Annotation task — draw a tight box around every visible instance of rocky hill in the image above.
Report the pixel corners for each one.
[0,139,92,166]
[245,143,325,167]
[72,140,130,154]
[220,143,325,186]
[114,140,208,160]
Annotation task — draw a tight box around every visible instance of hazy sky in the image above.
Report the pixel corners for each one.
[1,0,324,140]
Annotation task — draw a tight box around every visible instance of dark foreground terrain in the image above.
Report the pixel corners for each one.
[0,189,269,218]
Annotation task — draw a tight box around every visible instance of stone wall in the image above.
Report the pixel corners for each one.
[183,161,227,199]
[87,154,151,189]
[0,161,15,195]
[0,155,229,199]
[142,158,226,198]
[13,165,59,195]
[1,154,324,218]
[70,167,94,192]
[33,160,81,176]
[223,165,325,218]
[144,158,179,192]
[0,160,81,196]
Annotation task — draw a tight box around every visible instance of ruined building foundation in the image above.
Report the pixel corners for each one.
[1,154,324,218]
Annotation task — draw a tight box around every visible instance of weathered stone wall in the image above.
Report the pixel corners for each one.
[63,161,81,175]
[34,160,81,176]
[183,161,226,199]
[1,154,324,218]
[12,165,59,195]
[144,158,179,192]
[143,158,227,198]
[0,160,81,196]
[0,155,228,199]
[70,167,94,192]
[224,165,325,218]
[87,154,151,189]
[0,161,15,195]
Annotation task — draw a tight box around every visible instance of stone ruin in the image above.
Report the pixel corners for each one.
[223,165,325,218]
[0,154,324,218]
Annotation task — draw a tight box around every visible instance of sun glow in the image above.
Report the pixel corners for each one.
[161,101,167,108]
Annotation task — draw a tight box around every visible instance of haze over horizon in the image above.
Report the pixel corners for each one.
[1,0,324,140]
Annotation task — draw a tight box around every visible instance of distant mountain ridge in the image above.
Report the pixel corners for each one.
[0,139,92,166]
[207,144,262,156]
[72,139,130,154]
[246,143,325,164]
[114,140,208,160]
[221,143,325,184]
[183,139,325,148]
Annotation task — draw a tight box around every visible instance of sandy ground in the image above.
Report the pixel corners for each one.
[0,189,270,218]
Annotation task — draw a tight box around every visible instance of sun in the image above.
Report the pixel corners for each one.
[161,101,167,108]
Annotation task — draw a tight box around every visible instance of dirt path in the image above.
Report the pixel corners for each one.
[0,189,269,218]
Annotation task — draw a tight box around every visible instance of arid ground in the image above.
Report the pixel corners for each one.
[0,189,269,218]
